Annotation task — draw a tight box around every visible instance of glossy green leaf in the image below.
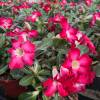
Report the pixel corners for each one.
[19,75,34,86]
[18,91,39,100]
[42,95,49,100]
[0,65,8,75]
[10,69,24,79]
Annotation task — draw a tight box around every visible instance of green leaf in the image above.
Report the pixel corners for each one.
[42,95,49,100]
[93,63,100,77]
[0,35,6,47]
[0,65,8,75]
[36,85,43,92]
[78,45,89,54]
[39,38,53,50]
[96,20,100,27]
[38,69,50,76]
[52,38,67,48]
[18,91,39,100]
[53,93,59,100]
[21,67,33,75]
[33,61,41,74]
[19,75,34,86]
[10,69,24,79]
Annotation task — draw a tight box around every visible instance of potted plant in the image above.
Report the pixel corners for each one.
[0,0,100,100]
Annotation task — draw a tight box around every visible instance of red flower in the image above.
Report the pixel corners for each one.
[59,68,86,94]
[6,27,21,37]
[26,11,42,23]
[85,0,92,6]
[47,17,56,31]
[90,12,100,26]
[27,0,41,4]
[0,17,13,29]
[60,0,67,7]
[12,2,30,14]
[42,4,51,13]
[60,48,95,93]
[62,48,92,74]
[43,67,68,97]
[69,2,77,7]
[8,39,35,69]
[75,31,96,54]
[18,30,38,41]
[60,25,78,43]
[0,2,7,6]
[6,28,38,41]
[81,35,96,54]
[53,14,67,24]
[54,16,78,43]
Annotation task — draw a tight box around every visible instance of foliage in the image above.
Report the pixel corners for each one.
[0,0,100,100]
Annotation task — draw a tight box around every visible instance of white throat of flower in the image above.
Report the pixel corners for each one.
[72,60,79,69]
[15,48,24,57]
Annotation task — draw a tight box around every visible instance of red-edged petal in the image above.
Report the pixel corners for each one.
[28,30,38,38]
[60,66,69,76]
[6,31,15,37]
[81,35,96,54]
[85,0,92,6]
[7,48,14,54]
[77,71,95,84]
[68,48,80,60]
[43,78,53,87]
[44,81,57,96]
[21,41,35,53]
[23,53,34,66]
[78,65,90,74]
[57,82,68,96]
[73,83,85,92]
[9,56,24,69]
[12,38,23,49]
[79,54,92,67]
[62,57,72,69]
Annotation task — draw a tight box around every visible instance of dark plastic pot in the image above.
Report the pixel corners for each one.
[0,80,27,98]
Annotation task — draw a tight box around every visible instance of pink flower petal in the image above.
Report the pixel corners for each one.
[23,53,34,66]
[28,30,38,38]
[12,38,23,49]
[57,82,68,96]
[77,71,95,84]
[68,48,80,60]
[78,66,90,74]
[9,56,24,69]
[62,58,72,68]
[43,78,53,87]
[60,66,69,76]
[79,54,92,67]
[44,81,57,96]
[21,41,35,53]
[73,83,85,92]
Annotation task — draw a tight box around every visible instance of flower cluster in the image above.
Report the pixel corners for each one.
[43,16,95,96]
[0,0,99,99]
[0,16,39,70]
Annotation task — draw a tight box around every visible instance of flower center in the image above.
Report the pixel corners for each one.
[72,60,79,69]
[15,48,24,56]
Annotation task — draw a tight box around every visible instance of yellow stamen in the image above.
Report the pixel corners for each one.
[15,48,24,56]
[72,60,79,69]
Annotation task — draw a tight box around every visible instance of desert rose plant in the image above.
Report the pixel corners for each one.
[0,0,100,100]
